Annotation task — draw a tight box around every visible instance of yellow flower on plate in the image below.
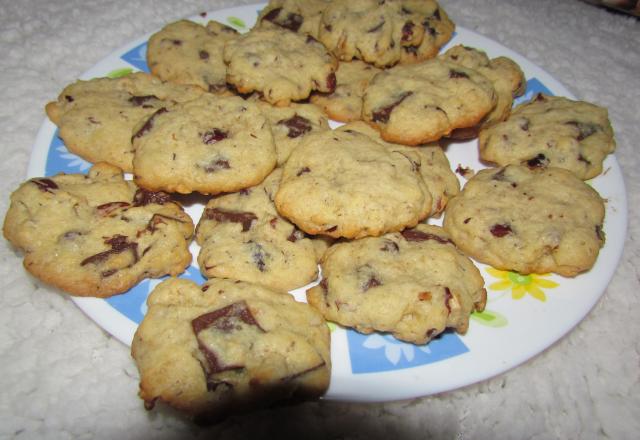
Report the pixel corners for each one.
[486,268,559,302]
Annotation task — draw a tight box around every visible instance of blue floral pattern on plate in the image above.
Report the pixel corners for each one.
[120,42,149,73]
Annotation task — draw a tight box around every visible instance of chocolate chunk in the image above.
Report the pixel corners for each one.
[393,150,421,172]
[595,224,605,241]
[324,24,332,32]
[62,230,83,240]
[204,208,257,232]
[401,229,453,244]
[250,242,268,272]
[80,234,139,267]
[262,7,303,32]
[426,328,438,339]
[277,114,312,138]
[287,228,306,242]
[525,153,549,169]
[534,93,547,102]
[204,159,231,173]
[96,201,131,216]
[128,95,158,107]
[132,107,167,140]
[379,239,399,253]
[418,291,432,301]
[449,70,469,79]
[171,39,182,46]
[145,213,186,233]
[326,72,337,92]
[367,20,385,33]
[566,121,600,141]
[192,301,264,335]
[518,118,530,131]
[199,50,209,60]
[296,166,311,177]
[363,276,382,291]
[31,178,58,193]
[64,95,74,103]
[132,189,171,206]
[202,128,228,144]
[578,154,592,165]
[490,223,512,237]
[372,91,413,123]
[401,21,415,42]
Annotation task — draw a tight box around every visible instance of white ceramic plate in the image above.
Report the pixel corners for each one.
[26,3,627,402]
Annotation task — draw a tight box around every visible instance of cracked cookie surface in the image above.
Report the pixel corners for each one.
[132,93,276,195]
[196,169,326,292]
[443,165,606,276]
[131,277,330,421]
[223,27,337,106]
[318,0,455,68]
[362,58,497,145]
[306,224,486,345]
[45,72,205,172]
[274,123,433,239]
[478,94,616,180]
[2,163,194,297]
[147,20,239,93]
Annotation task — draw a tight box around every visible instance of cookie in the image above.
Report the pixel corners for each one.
[132,93,276,195]
[252,98,330,165]
[131,277,331,421]
[439,44,526,139]
[196,169,322,292]
[318,0,455,68]
[45,72,205,172]
[2,163,194,297]
[443,165,606,277]
[255,0,330,38]
[310,60,381,122]
[147,20,239,93]
[478,94,616,180]
[306,224,486,345]
[336,121,459,216]
[223,27,337,106]
[362,58,497,145]
[274,125,432,239]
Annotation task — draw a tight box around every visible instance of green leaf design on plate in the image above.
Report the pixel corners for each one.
[470,309,508,328]
[227,16,246,29]
[106,67,134,79]
[327,322,337,332]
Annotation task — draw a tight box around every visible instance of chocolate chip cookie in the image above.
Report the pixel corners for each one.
[2,163,194,297]
[310,60,381,122]
[443,165,606,276]
[362,58,497,145]
[439,44,526,139]
[196,169,322,292]
[132,93,276,195]
[147,19,239,93]
[274,124,433,238]
[131,277,331,421]
[45,72,205,172]
[255,0,330,38]
[223,27,337,106]
[318,0,455,68]
[478,94,616,180]
[306,224,486,345]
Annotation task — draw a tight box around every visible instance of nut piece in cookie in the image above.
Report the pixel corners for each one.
[310,60,381,123]
[362,58,497,145]
[478,94,616,180]
[2,163,194,297]
[132,94,276,195]
[45,72,205,172]
[318,0,455,68]
[275,124,433,239]
[306,224,486,345]
[439,44,526,139]
[131,277,331,422]
[255,0,330,38]
[147,19,239,93]
[223,27,338,106]
[196,169,323,292]
[443,165,606,276]
[335,121,459,216]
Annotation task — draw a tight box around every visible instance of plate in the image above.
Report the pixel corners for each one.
[26,3,628,402]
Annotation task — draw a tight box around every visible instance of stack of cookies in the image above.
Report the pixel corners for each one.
[2,0,616,422]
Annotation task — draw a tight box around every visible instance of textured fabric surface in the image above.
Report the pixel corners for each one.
[0,1,638,438]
